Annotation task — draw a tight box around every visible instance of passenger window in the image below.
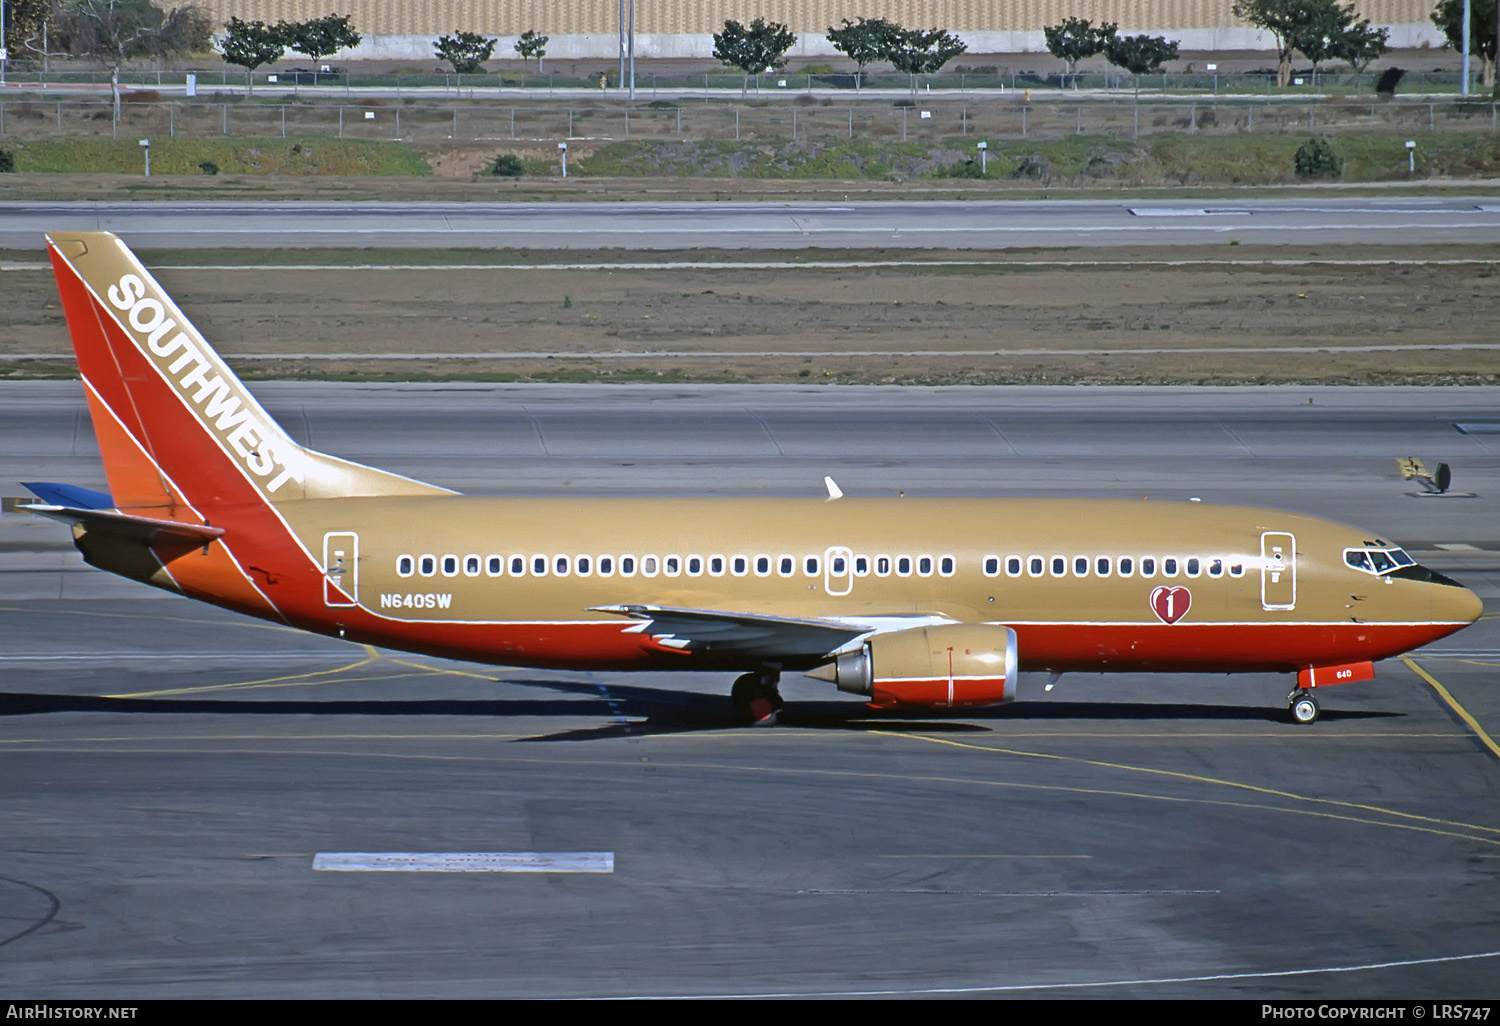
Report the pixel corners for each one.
[1186,557,1200,577]
[576,555,591,577]
[686,555,703,576]
[1096,556,1111,577]
[510,555,525,576]
[1118,556,1133,577]
[1028,556,1044,577]
[486,555,503,577]
[554,555,570,576]
[531,555,547,576]
[1163,558,1178,577]
[831,555,846,575]
[854,555,869,576]
[1229,562,1244,577]
[664,555,681,577]
[642,555,659,577]
[984,556,1000,577]
[1073,556,1088,577]
[804,555,820,576]
[620,555,637,576]
[1051,556,1066,577]
[897,556,912,576]
[779,556,794,577]
[1208,558,1223,578]
[397,555,414,577]
[939,556,955,577]
[598,556,614,576]
[1141,557,1156,577]
[917,555,933,576]
[732,555,747,576]
[464,555,481,577]
[755,555,771,576]
[442,555,459,577]
[419,555,436,577]
[709,555,725,576]
[875,555,891,576]
[1006,556,1021,577]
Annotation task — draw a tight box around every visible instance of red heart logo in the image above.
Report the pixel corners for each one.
[1150,585,1191,625]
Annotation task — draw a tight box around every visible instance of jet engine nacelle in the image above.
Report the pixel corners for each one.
[811,623,1018,709]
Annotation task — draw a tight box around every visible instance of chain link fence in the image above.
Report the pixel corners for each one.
[3,97,1497,144]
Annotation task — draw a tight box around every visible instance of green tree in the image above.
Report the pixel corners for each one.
[1103,33,1180,76]
[826,16,904,88]
[713,17,796,95]
[514,28,547,71]
[1432,0,1498,89]
[1233,0,1316,87]
[220,17,285,94]
[889,26,966,84]
[434,30,496,74]
[53,0,212,115]
[1043,17,1118,84]
[280,12,360,64]
[1333,17,1388,82]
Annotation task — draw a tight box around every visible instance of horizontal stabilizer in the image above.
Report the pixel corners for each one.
[21,504,225,547]
[23,481,115,510]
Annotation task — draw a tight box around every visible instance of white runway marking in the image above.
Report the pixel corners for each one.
[313,852,615,873]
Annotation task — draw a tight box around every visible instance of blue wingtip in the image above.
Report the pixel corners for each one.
[22,482,115,510]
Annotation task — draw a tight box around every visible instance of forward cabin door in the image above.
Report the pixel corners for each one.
[323,531,359,607]
[1260,531,1296,611]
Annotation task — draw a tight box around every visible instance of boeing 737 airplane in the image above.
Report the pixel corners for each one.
[25,231,1482,725]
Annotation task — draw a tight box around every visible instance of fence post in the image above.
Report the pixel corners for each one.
[1133,103,1138,139]
[395,107,400,139]
[1022,105,1027,137]
[170,103,175,139]
[339,106,344,138]
[736,107,740,140]
[677,108,681,136]
[902,105,907,140]
[510,108,515,139]
[1247,106,1253,132]
[568,108,573,136]
[0,102,4,139]
[849,106,853,138]
[624,108,629,137]
[281,105,285,139]
[58,101,63,134]
[792,107,797,141]
[961,106,966,136]
[1429,103,1434,131]
[1076,106,1082,134]
[222,103,227,136]
[1190,105,1196,133]
[453,109,457,138]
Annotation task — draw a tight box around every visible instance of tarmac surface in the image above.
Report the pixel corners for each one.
[2,382,1499,998]
[5,197,1500,250]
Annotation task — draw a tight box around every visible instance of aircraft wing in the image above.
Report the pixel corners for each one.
[591,604,873,661]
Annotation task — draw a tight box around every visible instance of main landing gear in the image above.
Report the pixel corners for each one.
[732,669,784,726]
[1287,688,1320,725]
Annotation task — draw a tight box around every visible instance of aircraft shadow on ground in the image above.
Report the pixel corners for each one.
[0,670,1401,743]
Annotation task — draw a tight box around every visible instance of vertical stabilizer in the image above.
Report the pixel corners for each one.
[45,231,451,511]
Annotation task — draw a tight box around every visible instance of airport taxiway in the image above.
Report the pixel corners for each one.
[2,383,1498,998]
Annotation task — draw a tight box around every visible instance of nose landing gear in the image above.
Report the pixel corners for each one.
[732,669,784,726]
[1287,688,1320,725]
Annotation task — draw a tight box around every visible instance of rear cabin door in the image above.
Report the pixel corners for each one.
[824,546,853,596]
[323,531,359,607]
[1260,531,1296,611]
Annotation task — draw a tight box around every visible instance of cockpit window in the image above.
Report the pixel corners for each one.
[1345,546,1417,576]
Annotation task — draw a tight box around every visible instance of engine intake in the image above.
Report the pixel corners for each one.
[808,623,1018,709]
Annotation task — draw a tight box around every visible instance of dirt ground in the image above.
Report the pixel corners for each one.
[4,245,1498,384]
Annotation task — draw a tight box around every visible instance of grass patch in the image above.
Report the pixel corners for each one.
[4,137,431,176]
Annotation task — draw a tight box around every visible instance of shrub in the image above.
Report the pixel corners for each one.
[1294,136,1344,179]
[0,149,15,173]
[486,153,526,178]
[198,160,220,175]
